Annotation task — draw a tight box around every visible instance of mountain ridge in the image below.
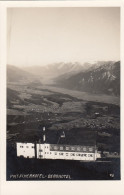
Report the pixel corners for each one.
[55,61,120,96]
[7,61,120,96]
[7,65,39,82]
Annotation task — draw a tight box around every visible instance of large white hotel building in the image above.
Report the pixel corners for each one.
[16,128,101,161]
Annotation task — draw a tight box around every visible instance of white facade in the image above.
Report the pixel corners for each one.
[96,151,101,158]
[16,142,35,158]
[16,142,101,161]
[36,143,45,159]
[40,143,96,161]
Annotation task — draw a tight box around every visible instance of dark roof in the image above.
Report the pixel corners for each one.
[46,129,96,146]
[15,128,97,146]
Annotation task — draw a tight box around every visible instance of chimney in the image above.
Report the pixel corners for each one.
[43,126,46,143]
[43,135,46,142]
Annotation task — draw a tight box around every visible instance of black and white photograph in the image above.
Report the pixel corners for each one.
[6,6,120,181]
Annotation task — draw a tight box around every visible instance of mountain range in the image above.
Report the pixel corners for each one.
[23,62,90,78]
[55,61,120,96]
[7,61,120,96]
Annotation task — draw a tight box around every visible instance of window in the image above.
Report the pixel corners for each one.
[55,152,57,155]
[71,147,75,151]
[59,153,63,155]
[32,146,34,148]
[39,149,42,152]
[39,155,43,158]
[20,146,23,148]
[89,147,93,152]
[26,146,29,148]
[71,153,75,156]
[76,153,80,156]
[77,147,80,151]
[81,154,87,157]
[88,154,93,157]
[54,146,58,150]
[66,147,69,150]
[60,146,63,150]
[83,147,86,151]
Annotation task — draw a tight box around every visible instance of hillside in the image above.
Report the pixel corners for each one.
[55,61,120,96]
[7,65,35,82]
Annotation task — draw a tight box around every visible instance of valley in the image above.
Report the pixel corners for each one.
[7,61,120,180]
[7,81,120,153]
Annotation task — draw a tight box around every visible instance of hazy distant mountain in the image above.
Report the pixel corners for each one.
[55,61,120,96]
[7,65,35,82]
[23,61,118,79]
[23,62,91,78]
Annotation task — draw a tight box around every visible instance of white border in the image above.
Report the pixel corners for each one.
[0,1,124,195]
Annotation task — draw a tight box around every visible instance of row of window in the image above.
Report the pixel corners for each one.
[45,146,49,149]
[45,152,52,154]
[42,151,94,158]
[20,146,35,148]
[21,156,35,158]
[50,145,94,152]
[19,145,93,152]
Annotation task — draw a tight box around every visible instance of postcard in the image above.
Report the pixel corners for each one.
[0,1,124,195]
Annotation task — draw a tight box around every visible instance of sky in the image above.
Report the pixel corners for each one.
[7,7,120,67]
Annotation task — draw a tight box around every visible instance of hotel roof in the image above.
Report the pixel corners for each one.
[15,128,97,146]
